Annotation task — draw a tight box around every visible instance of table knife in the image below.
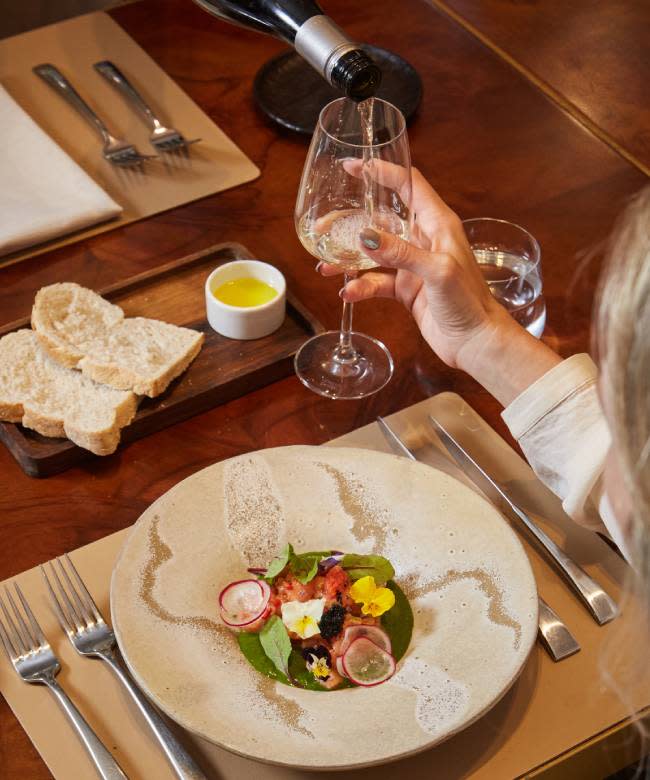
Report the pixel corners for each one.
[376,415,581,661]
[426,415,618,626]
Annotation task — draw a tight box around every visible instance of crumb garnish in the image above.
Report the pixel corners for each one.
[402,568,522,649]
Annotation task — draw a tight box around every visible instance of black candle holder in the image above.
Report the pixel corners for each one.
[253,45,423,135]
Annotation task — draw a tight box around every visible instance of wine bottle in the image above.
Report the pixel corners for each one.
[191,0,381,101]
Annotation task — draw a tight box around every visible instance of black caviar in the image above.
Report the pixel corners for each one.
[318,603,346,640]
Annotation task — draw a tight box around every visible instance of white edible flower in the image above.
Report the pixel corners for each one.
[281,598,326,639]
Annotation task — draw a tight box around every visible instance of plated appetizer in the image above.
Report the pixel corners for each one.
[218,545,413,690]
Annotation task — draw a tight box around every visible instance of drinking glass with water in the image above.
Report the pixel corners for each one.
[463,218,545,338]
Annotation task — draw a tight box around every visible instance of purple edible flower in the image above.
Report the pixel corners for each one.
[317,552,344,575]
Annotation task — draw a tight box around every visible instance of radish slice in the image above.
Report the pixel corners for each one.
[342,637,396,686]
[219,579,271,628]
[339,625,392,656]
[336,656,347,678]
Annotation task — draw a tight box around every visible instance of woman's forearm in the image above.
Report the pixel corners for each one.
[457,312,562,407]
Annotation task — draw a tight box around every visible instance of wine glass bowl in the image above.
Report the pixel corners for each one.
[294,97,412,399]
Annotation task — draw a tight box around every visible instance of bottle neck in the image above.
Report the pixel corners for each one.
[190,1,381,100]
[294,15,356,81]
[295,16,381,100]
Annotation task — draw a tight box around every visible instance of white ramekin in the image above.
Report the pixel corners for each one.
[204,260,286,340]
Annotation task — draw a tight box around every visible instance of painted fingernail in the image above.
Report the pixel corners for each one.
[360,228,380,250]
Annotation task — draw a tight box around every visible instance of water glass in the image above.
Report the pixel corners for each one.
[463,217,545,338]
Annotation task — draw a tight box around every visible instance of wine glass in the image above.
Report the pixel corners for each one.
[294,97,412,399]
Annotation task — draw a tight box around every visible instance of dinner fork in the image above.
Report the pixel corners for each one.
[33,64,157,168]
[0,584,128,780]
[94,61,201,154]
[376,415,581,661]
[41,555,208,780]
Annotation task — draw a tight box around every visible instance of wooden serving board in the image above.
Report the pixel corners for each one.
[0,243,323,478]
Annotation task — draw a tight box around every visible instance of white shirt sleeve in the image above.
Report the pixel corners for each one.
[501,354,621,543]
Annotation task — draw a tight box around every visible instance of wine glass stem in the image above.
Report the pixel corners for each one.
[336,273,358,364]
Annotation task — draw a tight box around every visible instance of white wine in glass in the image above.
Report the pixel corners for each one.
[294,96,412,399]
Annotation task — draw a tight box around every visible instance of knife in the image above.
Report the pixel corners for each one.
[426,415,618,626]
[376,415,580,660]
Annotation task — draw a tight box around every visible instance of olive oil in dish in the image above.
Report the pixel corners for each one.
[212,277,278,307]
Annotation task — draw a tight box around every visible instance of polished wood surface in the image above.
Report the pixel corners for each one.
[0,0,648,776]
[434,0,650,173]
[0,243,322,477]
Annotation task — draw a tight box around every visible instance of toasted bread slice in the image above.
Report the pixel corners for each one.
[32,282,204,397]
[0,329,137,455]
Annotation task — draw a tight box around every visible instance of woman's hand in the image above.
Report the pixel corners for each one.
[319,163,562,405]
[320,165,510,371]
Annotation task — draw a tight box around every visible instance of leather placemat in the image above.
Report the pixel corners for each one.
[0,393,647,779]
[0,12,259,267]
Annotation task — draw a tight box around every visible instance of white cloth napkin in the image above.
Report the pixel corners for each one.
[0,85,122,257]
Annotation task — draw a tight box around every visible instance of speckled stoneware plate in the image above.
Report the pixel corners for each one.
[110,446,538,770]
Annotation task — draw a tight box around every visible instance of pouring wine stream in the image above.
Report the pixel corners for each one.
[337,97,376,365]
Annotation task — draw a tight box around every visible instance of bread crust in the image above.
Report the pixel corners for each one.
[7,390,138,455]
[34,329,82,368]
[32,282,122,368]
[78,330,204,398]
[0,329,138,456]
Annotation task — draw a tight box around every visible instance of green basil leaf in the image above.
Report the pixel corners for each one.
[259,615,292,679]
[340,554,395,585]
[238,632,289,684]
[290,553,321,584]
[265,543,294,582]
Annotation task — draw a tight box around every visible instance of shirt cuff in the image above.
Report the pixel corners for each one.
[501,353,599,440]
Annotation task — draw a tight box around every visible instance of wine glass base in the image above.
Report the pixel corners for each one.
[294,330,394,400]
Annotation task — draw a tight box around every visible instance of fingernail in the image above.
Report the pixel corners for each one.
[315,261,324,273]
[360,228,380,250]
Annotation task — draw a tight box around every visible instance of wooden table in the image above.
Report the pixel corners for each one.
[0,0,647,776]
[432,0,650,175]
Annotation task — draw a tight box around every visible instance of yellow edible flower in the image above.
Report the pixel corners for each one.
[349,576,395,617]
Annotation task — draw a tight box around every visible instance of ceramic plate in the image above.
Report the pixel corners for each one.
[111,446,538,770]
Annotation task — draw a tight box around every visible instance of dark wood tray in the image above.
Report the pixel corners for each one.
[0,243,324,478]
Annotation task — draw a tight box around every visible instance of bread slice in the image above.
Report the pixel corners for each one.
[31,283,124,368]
[32,282,204,397]
[0,329,137,455]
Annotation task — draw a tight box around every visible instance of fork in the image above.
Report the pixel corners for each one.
[33,64,157,168]
[0,584,128,780]
[376,415,581,661]
[94,61,201,154]
[42,555,208,780]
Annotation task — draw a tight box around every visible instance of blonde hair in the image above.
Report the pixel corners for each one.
[595,189,650,776]
[597,185,650,580]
